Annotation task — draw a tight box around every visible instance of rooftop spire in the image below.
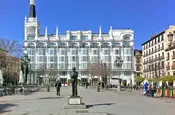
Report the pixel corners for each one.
[99,26,102,38]
[29,0,36,18]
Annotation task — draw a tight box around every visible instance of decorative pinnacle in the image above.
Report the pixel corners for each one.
[30,0,35,5]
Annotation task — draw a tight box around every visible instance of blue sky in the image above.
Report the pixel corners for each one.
[0,0,174,49]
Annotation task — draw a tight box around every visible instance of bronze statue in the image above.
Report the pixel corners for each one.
[21,55,30,85]
[70,67,78,97]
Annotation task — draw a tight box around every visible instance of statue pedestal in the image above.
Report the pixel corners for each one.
[64,96,87,109]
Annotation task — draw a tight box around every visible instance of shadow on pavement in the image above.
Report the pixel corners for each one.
[0,103,17,114]
[38,96,64,100]
[87,103,115,108]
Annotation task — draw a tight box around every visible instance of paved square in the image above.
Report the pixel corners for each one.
[0,87,175,115]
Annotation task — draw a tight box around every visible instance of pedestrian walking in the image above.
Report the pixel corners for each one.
[97,81,101,92]
[55,78,62,96]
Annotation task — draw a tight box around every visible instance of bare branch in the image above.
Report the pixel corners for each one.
[0,38,23,57]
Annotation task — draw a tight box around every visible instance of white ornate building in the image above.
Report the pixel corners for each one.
[24,0,135,85]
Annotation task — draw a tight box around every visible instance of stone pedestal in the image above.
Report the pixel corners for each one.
[64,96,87,109]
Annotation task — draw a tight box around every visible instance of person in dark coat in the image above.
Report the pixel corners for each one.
[55,79,62,96]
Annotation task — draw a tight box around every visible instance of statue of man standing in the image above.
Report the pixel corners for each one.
[70,67,78,97]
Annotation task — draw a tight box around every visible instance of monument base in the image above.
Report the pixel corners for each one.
[64,96,87,109]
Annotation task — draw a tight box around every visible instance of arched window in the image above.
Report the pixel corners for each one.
[47,42,56,48]
[102,42,110,48]
[37,43,45,48]
[91,43,99,48]
[112,42,121,47]
[28,43,35,48]
[123,34,131,41]
[69,42,78,48]
[59,43,67,48]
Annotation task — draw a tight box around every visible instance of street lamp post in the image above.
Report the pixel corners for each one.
[114,57,123,91]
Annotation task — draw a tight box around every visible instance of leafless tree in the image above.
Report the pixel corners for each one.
[87,62,111,86]
[0,38,23,57]
[0,38,22,85]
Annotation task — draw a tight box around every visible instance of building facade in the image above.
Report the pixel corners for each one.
[142,29,166,79]
[134,49,143,77]
[164,25,175,75]
[24,0,135,85]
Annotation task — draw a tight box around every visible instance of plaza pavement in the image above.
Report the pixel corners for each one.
[0,86,175,115]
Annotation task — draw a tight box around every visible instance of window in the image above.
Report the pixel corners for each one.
[91,56,99,62]
[72,50,77,55]
[72,56,76,62]
[72,63,76,68]
[70,35,77,40]
[104,50,110,55]
[65,56,68,62]
[61,50,65,55]
[49,56,54,62]
[167,53,170,60]
[136,58,140,63]
[93,50,98,55]
[38,49,45,55]
[28,49,35,55]
[115,50,119,55]
[49,63,55,69]
[124,56,132,61]
[173,51,175,57]
[136,65,140,71]
[82,56,87,62]
[123,41,130,47]
[91,43,98,48]
[123,63,132,69]
[81,63,87,69]
[49,49,56,55]
[59,64,65,69]
[124,48,131,55]
[161,35,164,41]
[37,56,43,62]
[82,49,88,55]
[29,56,35,63]
[48,43,56,48]
[60,56,65,62]
[124,71,131,76]
[81,36,88,40]
[104,56,110,62]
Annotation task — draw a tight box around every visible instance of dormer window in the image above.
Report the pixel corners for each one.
[81,36,88,40]
[70,35,77,40]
